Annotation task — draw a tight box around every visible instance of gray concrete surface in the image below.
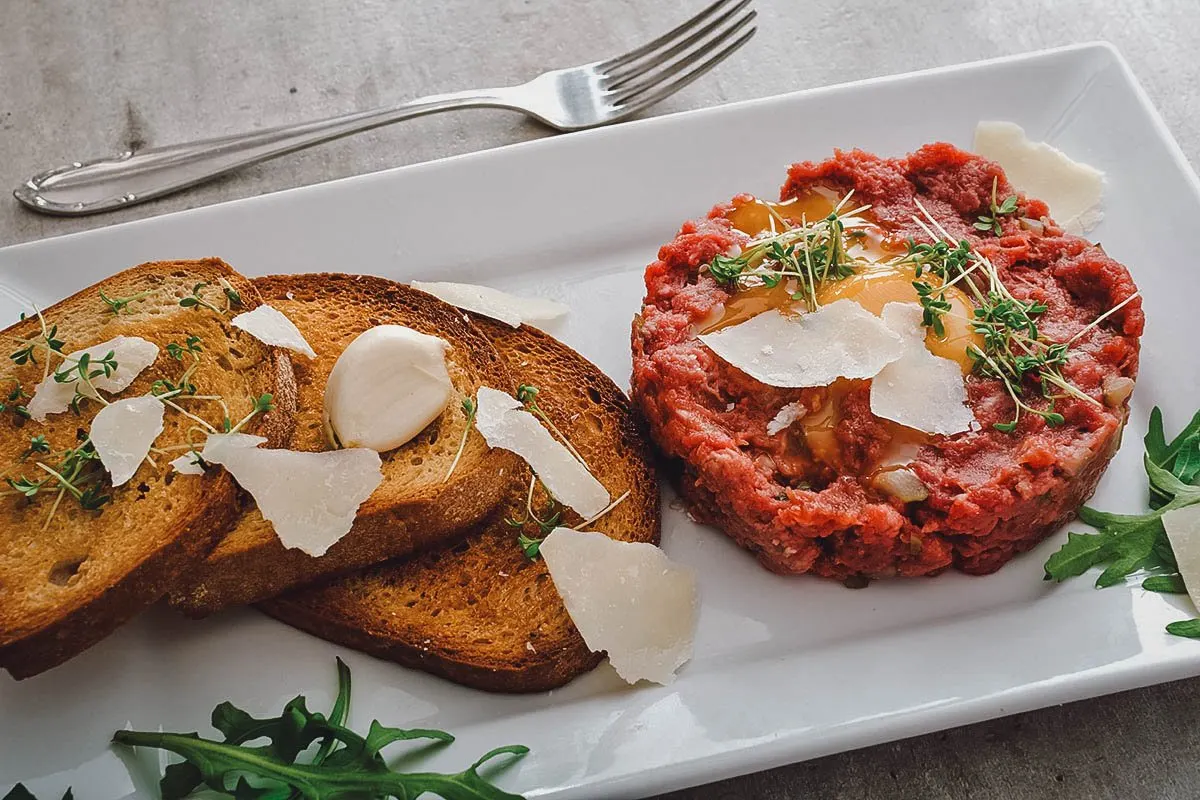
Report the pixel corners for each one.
[2,0,1199,797]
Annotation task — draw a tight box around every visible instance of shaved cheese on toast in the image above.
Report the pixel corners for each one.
[27,335,159,421]
[201,433,383,557]
[540,528,697,685]
[411,281,568,328]
[232,304,316,358]
[90,395,165,486]
[474,387,609,517]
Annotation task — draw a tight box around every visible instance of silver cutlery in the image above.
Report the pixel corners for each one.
[14,0,756,216]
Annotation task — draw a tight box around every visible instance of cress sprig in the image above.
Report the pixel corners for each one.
[899,199,1138,433]
[704,192,869,311]
[973,176,1019,236]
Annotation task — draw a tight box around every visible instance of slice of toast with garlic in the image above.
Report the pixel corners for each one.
[168,274,523,615]
[263,317,682,692]
[0,259,298,679]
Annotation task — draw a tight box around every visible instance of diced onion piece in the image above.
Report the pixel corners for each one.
[1102,375,1135,408]
[871,468,929,503]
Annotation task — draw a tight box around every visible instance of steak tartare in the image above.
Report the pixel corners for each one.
[631,143,1143,579]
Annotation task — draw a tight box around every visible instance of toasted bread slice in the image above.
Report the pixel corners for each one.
[261,317,660,692]
[0,259,297,679]
[169,274,522,616]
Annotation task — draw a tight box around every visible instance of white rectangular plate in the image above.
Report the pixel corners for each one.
[3,42,1200,800]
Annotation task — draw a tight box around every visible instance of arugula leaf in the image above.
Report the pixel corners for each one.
[1,787,72,800]
[1143,574,1188,594]
[1044,405,1200,637]
[1166,619,1200,638]
[113,659,529,800]
[1094,520,1159,588]
[1043,531,1112,582]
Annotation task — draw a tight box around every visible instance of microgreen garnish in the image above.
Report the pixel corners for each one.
[4,438,112,526]
[517,532,544,559]
[99,288,153,315]
[444,396,477,482]
[0,382,30,419]
[703,192,868,311]
[900,199,1118,432]
[24,434,50,458]
[179,282,224,314]
[222,392,274,434]
[973,177,1019,236]
[10,310,66,376]
[507,475,562,559]
[1044,406,1200,638]
[112,658,529,800]
[217,277,244,310]
[156,335,204,395]
[516,384,588,465]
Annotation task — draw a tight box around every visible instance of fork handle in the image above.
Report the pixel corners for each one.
[13,88,518,216]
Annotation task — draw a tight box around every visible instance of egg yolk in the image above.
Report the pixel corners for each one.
[713,193,983,474]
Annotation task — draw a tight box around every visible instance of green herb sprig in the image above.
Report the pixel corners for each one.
[974,177,1019,236]
[704,193,867,311]
[506,474,562,560]
[99,288,154,315]
[1044,406,1200,638]
[444,396,477,482]
[179,282,225,314]
[113,658,529,800]
[899,200,1134,432]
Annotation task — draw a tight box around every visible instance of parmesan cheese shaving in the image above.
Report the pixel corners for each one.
[169,453,206,475]
[90,395,164,486]
[539,528,698,685]
[1162,504,1200,614]
[870,303,974,436]
[473,387,609,518]
[973,121,1105,234]
[411,281,569,329]
[27,335,159,421]
[231,304,316,358]
[698,300,905,388]
[201,433,383,557]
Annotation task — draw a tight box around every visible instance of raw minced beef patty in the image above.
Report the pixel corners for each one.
[631,143,1144,579]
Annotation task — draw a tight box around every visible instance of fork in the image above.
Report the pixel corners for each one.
[14,0,756,216]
